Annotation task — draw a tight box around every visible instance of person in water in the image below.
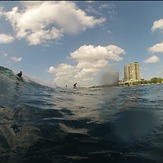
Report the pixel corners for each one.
[73,83,77,88]
[17,71,22,78]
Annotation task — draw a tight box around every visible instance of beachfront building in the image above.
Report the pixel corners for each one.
[124,64,130,81]
[124,62,140,82]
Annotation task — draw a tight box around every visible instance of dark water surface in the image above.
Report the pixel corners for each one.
[1,67,163,163]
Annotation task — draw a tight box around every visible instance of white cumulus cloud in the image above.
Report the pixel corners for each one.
[151,19,163,32]
[77,60,108,69]
[70,45,125,61]
[148,42,163,54]
[2,1,106,45]
[48,63,78,86]
[0,34,14,44]
[48,44,125,87]
[48,66,56,74]
[143,55,160,63]
[74,68,98,79]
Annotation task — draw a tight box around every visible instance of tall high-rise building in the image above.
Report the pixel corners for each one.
[124,62,140,81]
[124,64,130,81]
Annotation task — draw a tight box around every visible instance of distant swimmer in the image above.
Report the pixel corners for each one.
[73,83,77,89]
[17,71,22,78]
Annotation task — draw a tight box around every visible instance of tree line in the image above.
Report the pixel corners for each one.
[132,77,163,85]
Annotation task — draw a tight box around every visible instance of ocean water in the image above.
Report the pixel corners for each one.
[0,66,163,163]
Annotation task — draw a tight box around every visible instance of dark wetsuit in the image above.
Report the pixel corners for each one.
[17,71,22,78]
[73,83,77,88]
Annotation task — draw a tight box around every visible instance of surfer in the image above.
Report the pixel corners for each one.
[17,71,22,78]
[73,83,77,89]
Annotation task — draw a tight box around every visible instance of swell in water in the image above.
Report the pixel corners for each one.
[0,66,163,163]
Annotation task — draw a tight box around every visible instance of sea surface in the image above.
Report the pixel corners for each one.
[0,66,163,163]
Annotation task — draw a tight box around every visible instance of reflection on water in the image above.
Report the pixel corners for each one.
[0,83,163,162]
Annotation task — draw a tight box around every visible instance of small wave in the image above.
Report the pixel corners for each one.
[59,123,88,135]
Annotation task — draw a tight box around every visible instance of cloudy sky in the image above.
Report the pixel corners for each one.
[0,1,163,87]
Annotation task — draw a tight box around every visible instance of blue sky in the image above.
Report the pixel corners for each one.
[0,1,163,87]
